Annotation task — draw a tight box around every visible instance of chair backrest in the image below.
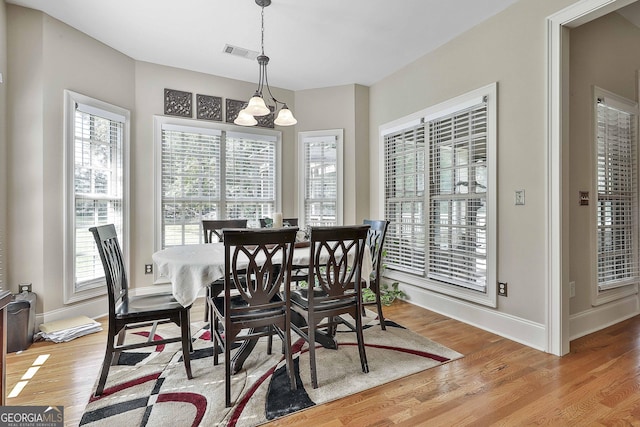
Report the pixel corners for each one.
[259,218,298,228]
[202,219,248,243]
[307,225,370,305]
[89,224,127,316]
[223,227,298,310]
[363,219,390,278]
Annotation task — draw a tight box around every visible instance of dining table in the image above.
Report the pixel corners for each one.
[152,240,372,373]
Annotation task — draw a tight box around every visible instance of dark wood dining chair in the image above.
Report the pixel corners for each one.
[363,219,390,330]
[89,224,193,397]
[202,219,248,243]
[202,219,248,326]
[290,224,370,389]
[259,217,298,227]
[211,227,298,407]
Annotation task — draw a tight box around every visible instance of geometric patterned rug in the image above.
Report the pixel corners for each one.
[79,312,462,426]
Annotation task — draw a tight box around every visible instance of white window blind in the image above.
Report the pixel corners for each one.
[301,133,339,226]
[225,131,277,222]
[74,102,125,290]
[596,95,639,291]
[159,121,280,248]
[428,99,488,291]
[161,125,221,247]
[384,124,426,275]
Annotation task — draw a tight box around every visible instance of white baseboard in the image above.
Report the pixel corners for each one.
[569,295,639,341]
[401,283,547,352]
[37,295,108,329]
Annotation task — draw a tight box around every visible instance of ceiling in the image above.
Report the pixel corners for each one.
[7,0,523,91]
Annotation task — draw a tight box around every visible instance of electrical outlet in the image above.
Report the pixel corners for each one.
[498,282,508,297]
[569,281,576,298]
[19,283,32,293]
[145,264,153,274]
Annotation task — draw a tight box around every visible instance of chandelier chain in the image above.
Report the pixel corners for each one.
[261,6,265,55]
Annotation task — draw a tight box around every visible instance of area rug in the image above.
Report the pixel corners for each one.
[80,313,462,426]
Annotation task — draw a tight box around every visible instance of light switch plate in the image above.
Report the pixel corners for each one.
[515,190,525,206]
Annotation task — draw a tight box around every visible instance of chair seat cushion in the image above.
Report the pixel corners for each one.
[290,288,356,310]
[117,292,186,316]
[213,294,284,321]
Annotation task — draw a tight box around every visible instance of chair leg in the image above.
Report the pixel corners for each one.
[267,326,273,355]
[224,331,232,407]
[354,307,369,374]
[283,323,296,391]
[213,315,220,366]
[111,329,126,366]
[375,284,386,331]
[204,286,210,322]
[308,319,318,389]
[95,333,117,396]
[180,310,193,380]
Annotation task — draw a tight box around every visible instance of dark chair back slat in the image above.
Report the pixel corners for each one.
[202,219,248,243]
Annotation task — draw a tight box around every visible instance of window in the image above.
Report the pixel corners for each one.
[594,87,639,293]
[428,101,488,292]
[156,117,280,248]
[64,90,130,303]
[298,130,343,227]
[381,83,496,306]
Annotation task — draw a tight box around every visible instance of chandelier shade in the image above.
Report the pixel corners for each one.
[234,0,297,127]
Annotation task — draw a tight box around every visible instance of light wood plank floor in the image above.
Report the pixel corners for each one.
[6,299,640,426]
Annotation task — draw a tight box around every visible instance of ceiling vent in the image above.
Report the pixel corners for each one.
[223,44,259,61]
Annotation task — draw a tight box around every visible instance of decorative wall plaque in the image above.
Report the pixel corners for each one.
[256,106,275,129]
[164,89,192,117]
[225,98,245,124]
[225,98,275,128]
[196,94,222,121]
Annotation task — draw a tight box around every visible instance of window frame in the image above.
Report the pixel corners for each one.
[154,116,282,250]
[63,90,130,303]
[379,83,497,307]
[591,86,639,306]
[297,129,344,227]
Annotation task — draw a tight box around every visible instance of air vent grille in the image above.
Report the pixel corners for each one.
[223,44,259,61]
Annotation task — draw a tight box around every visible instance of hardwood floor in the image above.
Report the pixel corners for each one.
[6,299,640,426]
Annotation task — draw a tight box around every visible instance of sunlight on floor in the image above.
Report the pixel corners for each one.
[8,354,50,398]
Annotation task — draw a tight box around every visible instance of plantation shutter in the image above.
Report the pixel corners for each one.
[596,97,639,290]
[302,134,338,226]
[161,124,221,247]
[427,98,488,291]
[225,131,277,221]
[74,103,125,289]
[384,124,426,275]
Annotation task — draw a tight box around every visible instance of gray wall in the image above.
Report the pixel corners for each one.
[6,5,136,314]
[129,61,296,288]
[569,12,640,316]
[294,84,370,225]
[368,0,577,335]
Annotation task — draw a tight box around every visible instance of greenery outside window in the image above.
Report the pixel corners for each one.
[155,117,281,248]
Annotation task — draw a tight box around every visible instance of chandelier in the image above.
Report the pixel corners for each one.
[234,0,297,127]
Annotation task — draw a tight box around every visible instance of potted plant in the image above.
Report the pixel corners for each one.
[362,281,405,306]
